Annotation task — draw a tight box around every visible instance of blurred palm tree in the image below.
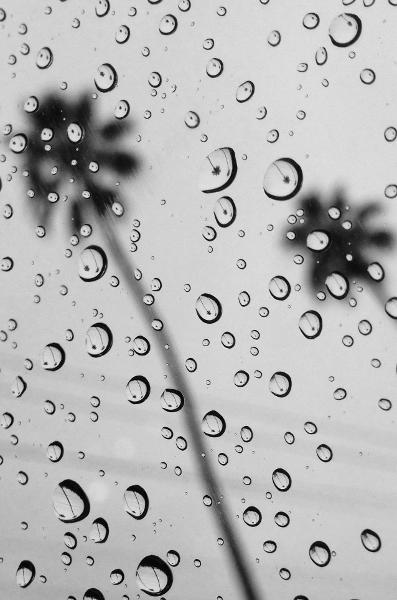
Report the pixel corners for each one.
[24,93,137,229]
[18,92,260,600]
[285,189,394,310]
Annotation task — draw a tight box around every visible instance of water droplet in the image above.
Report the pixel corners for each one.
[47,441,64,462]
[316,444,333,462]
[41,343,65,371]
[384,126,397,142]
[263,158,303,200]
[306,230,330,251]
[95,0,109,17]
[84,588,105,600]
[213,196,236,227]
[201,410,226,436]
[185,111,200,128]
[303,12,320,29]
[360,529,381,552]
[299,310,322,339]
[126,376,151,404]
[159,14,178,35]
[110,569,124,584]
[36,46,53,69]
[94,63,118,92]
[233,370,249,387]
[16,560,35,588]
[195,293,222,323]
[385,297,397,318]
[274,511,290,527]
[243,506,262,526]
[329,13,362,47]
[11,375,27,397]
[206,57,223,78]
[378,398,392,411]
[114,100,130,119]
[269,276,291,300]
[136,555,173,596]
[309,541,331,566]
[160,388,184,412]
[240,426,253,442]
[200,147,236,193]
[166,550,180,566]
[267,30,281,46]
[367,262,384,281]
[124,484,149,519]
[325,272,349,299]
[269,371,292,397]
[236,81,255,103]
[53,479,90,522]
[360,68,376,84]
[115,24,130,43]
[90,517,109,543]
[79,246,107,281]
[85,323,113,357]
[263,540,277,553]
[272,468,292,491]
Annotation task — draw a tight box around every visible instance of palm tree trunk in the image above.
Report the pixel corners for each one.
[99,216,262,600]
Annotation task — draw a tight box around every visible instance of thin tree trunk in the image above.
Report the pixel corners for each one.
[99,216,262,600]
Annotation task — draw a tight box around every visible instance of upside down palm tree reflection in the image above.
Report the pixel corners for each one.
[18,93,261,600]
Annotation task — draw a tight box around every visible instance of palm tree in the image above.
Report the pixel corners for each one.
[17,92,260,600]
[285,189,394,311]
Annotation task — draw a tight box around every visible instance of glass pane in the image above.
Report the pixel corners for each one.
[0,2,395,600]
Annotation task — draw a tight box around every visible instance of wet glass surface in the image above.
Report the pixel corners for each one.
[1,2,397,599]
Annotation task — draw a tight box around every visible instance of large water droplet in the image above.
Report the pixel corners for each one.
[124,484,149,519]
[206,57,223,78]
[126,376,151,404]
[201,410,226,437]
[360,528,381,552]
[47,441,64,462]
[41,343,65,371]
[195,293,222,323]
[269,372,292,397]
[136,555,173,596]
[90,517,109,543]
[199,148,237,193]
[243,506,262,526]
[36,46,53,69]
[309,541,331,566]
[263,158,303,200]
[159,14,178,35]
[299,310,323,339]
[213,196,236,227]
[85,323,113,357]
[79,246,107,281]
[269,275,291,300]
[160,388,184,412]
[16,560,35,588]
[329,13,362,47]
[385,297,397,318]
[272,468,292,491]
[325,272,349,299]
[306,230,330,251]
[53,479,90,523]
[84,588,105,600]
[236,81,255,103]
[94,63,118,92]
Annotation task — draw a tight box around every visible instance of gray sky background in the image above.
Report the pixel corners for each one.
[1,1,397,599]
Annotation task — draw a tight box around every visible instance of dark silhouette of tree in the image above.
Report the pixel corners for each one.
[18,93,261,600]
[285,189,394,307]
[23,93,138,229]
